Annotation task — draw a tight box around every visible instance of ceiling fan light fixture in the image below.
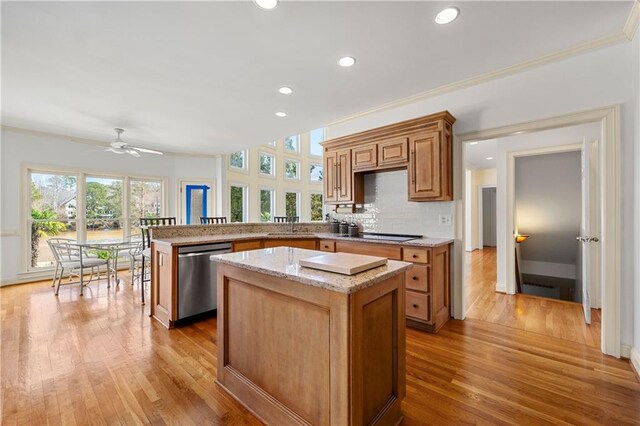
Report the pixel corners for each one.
[435,7,459,25]
[255,0,278,10]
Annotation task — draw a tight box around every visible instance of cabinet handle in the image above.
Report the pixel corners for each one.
[412,276,418,280]
[412,304,419,309]
[412,254,418,259]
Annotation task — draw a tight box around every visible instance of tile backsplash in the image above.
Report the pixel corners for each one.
[331,170,454,238]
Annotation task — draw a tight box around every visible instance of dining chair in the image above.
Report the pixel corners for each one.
[47,240,110,296]
[122,236,143,285]
[139,217,176,304]
[47,237,76,287]
[200,217,227,224]
[274,216,299,223]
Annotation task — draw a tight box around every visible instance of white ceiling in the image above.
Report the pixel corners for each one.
[1,1,634,155]
[465,139,497,169]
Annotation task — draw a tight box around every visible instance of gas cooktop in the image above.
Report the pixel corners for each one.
[357,232,422,242]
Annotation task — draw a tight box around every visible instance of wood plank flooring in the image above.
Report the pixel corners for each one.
[465,248,601,348]
[2,271,639,425]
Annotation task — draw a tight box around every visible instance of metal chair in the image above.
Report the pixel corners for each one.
[122,236,143,285]
[139,217,176,304]
[274,216,299,223]
[200,217,227,224]
[47,240,110,296]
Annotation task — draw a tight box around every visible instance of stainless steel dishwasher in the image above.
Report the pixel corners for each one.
[177,243,232,320]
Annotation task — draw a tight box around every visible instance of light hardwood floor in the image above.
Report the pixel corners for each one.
[465,247,601,348]
[2,272,639,424]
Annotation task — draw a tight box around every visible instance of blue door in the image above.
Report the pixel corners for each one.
[185,185,210,224]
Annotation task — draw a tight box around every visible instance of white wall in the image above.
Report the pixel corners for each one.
[326,42,637,348]
[0,128,218,284]
[633,28,640,367]
[515,151,581,278]
[465,168,496,250]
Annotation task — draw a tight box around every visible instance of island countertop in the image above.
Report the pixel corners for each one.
[210,247,412,294]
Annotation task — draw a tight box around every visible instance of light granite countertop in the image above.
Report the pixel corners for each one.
[210,247,412,294]
[153,232,452,248]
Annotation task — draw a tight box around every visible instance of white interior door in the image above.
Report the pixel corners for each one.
[579,138,597,324]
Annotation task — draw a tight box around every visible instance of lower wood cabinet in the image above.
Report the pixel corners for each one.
[233,239,262,252]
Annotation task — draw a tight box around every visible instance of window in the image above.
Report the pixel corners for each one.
[260,189,275,222]
[310,164,323,183]
[229,150,247,170]
[29,172,78,269]
[284,135,299,153]
[85,176,124,241]
[129,179,162,235]
[230,184,248,223]
[259,152,275,177]
[310,128,325,157]
[284,159,300,180]
[310,193,324,221]
[285,191,300,218]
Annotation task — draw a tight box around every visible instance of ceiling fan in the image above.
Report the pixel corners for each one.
[104,128,163,157]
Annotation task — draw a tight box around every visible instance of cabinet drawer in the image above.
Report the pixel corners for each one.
[319,240,336,252]
[378,137,408,166]
[352,144,377,169]
[403,247,431,264]
[405,265,430,293]
[263,239,317,250]
[406,291,431,322]
[233,240,262,252]
[335,241,402,260]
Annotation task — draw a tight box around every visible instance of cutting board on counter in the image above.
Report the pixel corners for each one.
[299,252,387,275]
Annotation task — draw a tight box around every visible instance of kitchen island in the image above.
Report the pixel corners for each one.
[211,247,412,426]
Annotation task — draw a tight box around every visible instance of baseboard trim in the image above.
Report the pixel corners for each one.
[630,347,640,381]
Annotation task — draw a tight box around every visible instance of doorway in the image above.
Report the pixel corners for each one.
[480,187,496,248]
[455,106,620,357]
[178,179,216,225]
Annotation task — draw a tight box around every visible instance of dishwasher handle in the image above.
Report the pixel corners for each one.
[178,250,231,258]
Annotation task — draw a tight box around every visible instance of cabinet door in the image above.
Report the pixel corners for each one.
[336,149,352,202]
[378,137,408,166]
[324,151,338,202]
[352,144,377,170]
[408,131,442,199]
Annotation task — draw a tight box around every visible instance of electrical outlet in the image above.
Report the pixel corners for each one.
[439,214,452,226]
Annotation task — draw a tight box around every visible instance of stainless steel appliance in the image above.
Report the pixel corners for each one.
[358,232,422,242]
[177,242,232,320]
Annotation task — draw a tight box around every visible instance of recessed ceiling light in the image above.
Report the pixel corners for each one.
[486,156,494,160]
[275,112,287,117]
[435,7,459,25]
[469,142,478,145]
[255,0,278,10]
[278,86,293,95]
[338,56,356,67]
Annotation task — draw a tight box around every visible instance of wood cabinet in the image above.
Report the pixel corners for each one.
[321,111,455,203]
[324,148,364,205]
[352,144,377,170]
[378,137,408,166]
[233,239,262,252]
[263,239,317,250]
[325,238,451,333]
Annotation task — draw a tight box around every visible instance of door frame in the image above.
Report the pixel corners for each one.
[453,105,620,357]
[177,178,216,225]
[477,184,497,249]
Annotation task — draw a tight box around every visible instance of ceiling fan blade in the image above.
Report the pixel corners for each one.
[106,147,127,154]
[132,147,164,155]
[127,149,141,158]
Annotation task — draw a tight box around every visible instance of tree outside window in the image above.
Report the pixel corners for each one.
[230,185,246,222]
[310,164,323,182]
[260,189,274,222]
[260,153,275,176]
[284,135,299,153]
[310,193,323,221]
[230,151,246,169]
[285,192,299,217]
[285,160,299,180]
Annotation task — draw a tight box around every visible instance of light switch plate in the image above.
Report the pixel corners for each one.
[439,214,452,226]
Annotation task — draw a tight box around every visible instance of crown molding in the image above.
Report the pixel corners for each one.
[0,125,221,159]
[328,30,629,128]
[623,0,640,40]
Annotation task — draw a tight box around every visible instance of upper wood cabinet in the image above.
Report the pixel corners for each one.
[352,144,377,170]
[322,111,455,203]
[324,148,363,204]
[378,137,408,166]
